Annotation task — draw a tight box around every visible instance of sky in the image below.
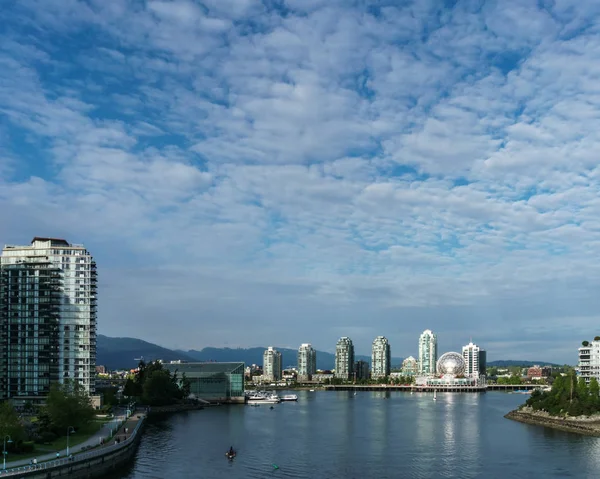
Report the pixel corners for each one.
[1,0,599,364]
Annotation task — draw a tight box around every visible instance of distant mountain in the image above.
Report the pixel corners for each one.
[487,360,563,368]
[96,335,195,370]
[179,346,404,370]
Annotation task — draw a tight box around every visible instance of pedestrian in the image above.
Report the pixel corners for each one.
[56,452,60,459]
[33,458,37,465]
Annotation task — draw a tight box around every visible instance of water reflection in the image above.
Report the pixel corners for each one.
[113,392,600,479]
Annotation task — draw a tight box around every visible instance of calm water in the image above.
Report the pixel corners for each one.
[110,391,600,478]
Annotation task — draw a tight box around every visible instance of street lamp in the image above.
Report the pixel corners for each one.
[3,435,12,470]
[66,426,75,457]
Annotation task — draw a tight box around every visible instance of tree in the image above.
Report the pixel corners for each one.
[582,341,590,347]
[142,370,181,406]
[180,373,191,399]
[45,381,95,431]
[0,402,25,443]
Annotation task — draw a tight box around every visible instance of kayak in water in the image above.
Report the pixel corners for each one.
[226,447,236,459]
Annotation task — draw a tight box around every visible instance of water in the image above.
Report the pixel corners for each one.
[110,391,600,478]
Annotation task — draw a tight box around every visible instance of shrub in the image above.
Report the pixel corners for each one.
[18,441,35,453]
[36,431,57,444]
[595,336,600,341]
[583,341,590,347]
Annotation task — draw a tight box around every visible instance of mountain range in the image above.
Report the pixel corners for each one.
[96,335,563,371]
[97,335,402,370]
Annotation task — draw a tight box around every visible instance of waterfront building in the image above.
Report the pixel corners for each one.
[0,237,97,400]
[578,338,600,384]
[462,341,487,377]
[371,336,391,379]
[263,346,282,381]
[354,360,370,380]
[418,329,437,375]
[164,362,245,403]
[335,337,355,380]
[297,343,317,381]
[401,356,419,376]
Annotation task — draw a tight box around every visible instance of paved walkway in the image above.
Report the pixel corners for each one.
[5,408,142,469]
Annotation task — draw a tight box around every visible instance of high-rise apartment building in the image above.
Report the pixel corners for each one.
[401,356,419,376]
[0,260,62,400]
[297,343,316,381]
[578,338,600,384]
[263,346,282,382]
[371,336,391,378]
[462,341,486,377]
[0,238,97,398]
[354,360,370,380]
[335,337,355,380]
[418,329,437,375]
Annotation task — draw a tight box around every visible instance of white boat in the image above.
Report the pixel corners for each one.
[281,394,298,402]
[433,390,437,401]
[246,392,281,404]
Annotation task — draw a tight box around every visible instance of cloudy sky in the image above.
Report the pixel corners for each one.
[1,0,599,363]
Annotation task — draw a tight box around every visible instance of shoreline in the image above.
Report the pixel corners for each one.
[505,407,600,436]
[147,403,206,414]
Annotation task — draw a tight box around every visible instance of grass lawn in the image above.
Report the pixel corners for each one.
[8,419,108,462]
[46,419,107,450]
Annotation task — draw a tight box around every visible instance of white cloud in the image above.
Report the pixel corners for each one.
[2,0,600,361]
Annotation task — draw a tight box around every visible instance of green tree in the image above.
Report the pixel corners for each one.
[45,381,95,431]
[180,373,191,399]
[142,369,181,406]
[0,402,25,442]
[123,378,138,398]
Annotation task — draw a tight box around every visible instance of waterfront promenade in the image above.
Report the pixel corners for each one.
[324,384,538,392]
[4,409,143,469]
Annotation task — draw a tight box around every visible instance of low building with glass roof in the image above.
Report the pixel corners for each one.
[164,361,245,404]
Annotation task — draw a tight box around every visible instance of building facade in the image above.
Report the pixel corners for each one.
[297,343,317,381]
[579,339,600,384]
[0,238,97,397]
[371,336,391,379]
[354,360,370,380]
[462,341,487,377]
[335,337,355,380]
[263,346,282,381]
[401,356,419,376]
[418,329,437,375]
[164,362,245,403]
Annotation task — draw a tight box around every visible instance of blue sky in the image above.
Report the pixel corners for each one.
[1,0,600,363]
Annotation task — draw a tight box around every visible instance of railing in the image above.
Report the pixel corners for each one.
[0,416,144,477]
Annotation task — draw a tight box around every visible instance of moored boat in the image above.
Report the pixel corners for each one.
[281,394,298,401]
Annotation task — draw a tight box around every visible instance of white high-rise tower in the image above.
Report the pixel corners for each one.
[418,329,437,375]
[462,341,486,377]
[263,346,282,381]
[335,337,355,380]
[371,336,391,378]
[298,343,316,381]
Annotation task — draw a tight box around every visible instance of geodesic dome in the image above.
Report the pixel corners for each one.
[436,352,466,377]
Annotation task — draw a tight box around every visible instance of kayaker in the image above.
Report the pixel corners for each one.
[228,446,234,456]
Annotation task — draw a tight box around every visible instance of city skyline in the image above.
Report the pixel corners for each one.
[2,2,599,364]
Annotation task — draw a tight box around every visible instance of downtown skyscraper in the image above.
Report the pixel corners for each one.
[0,237,97,400]
[335,337,355,380]
[418,329,438,375]
[371,336,391,379]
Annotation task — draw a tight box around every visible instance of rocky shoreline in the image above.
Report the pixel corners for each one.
[505,407,600,436]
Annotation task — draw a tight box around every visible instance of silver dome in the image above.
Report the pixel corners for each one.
[436,352,466,377]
